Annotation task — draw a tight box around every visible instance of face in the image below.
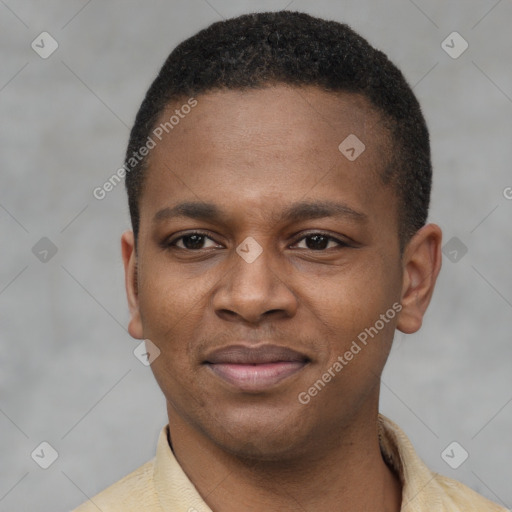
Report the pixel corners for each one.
[122,85,440,461]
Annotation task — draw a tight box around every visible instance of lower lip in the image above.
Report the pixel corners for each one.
[207,362,307,392]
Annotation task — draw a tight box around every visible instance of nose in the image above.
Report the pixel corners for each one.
[212,238,298,325]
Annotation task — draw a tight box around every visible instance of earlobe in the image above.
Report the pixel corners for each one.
[121,230,144,340]
[396,223,442,334]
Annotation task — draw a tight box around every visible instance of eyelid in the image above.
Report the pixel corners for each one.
[165,230,221,248]
[290,232,352,250]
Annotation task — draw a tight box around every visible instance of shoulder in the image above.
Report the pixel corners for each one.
[431,471,508,511]
[378,415,507,512]
[71,458,161,512]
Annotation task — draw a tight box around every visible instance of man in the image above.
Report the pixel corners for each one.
[74,11,506,512]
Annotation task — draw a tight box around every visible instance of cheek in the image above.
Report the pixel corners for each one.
[307,254,401,370]
[313,255,399,324]
[138,259,210,331]
[138,269,208,401]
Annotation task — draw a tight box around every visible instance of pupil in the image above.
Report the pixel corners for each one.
[184,234,204,250]
[307,235,328,250]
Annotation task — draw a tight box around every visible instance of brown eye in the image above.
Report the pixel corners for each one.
[293,233,349,251]
[166,232,220,251]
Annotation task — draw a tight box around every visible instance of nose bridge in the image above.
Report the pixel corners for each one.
[230,235,276,296]
[212,234,297,322]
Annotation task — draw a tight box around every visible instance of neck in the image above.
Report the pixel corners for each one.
[166,405,402,512]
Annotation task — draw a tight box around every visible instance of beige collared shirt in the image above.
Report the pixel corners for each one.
[73,415,507,511]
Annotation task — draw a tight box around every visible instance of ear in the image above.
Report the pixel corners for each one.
[396,223,442,334]
[121,230,144,340]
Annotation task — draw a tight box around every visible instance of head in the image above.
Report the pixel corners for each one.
[121,11,442,460]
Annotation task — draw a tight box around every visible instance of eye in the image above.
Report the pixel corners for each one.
[292,233,349,251]
[166,231,220,251]
[163,231,351,252]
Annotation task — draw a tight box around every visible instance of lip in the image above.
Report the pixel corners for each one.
[204,344,310,392]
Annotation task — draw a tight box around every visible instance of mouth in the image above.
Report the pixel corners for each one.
[203,344,310,392]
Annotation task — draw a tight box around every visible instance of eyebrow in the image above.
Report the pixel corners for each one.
[153,200,368,225]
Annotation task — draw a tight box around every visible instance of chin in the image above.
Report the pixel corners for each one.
[201,405,314,462]
[218,432,303,462]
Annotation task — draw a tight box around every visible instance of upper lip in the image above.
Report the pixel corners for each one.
[204,344,310,365]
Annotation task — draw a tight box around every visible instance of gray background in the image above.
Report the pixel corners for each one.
[1,0,511,510]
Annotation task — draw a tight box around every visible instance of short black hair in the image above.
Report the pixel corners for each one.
[124,10,431,252]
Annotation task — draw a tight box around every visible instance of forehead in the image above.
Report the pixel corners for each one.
[158,85,388,162]
[139,85,395,231]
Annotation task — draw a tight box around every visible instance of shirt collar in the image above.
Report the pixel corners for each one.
[153,425,213,511]
[153,414,445,511]
[377,414,446,510]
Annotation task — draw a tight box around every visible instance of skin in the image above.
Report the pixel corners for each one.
[121,85,442,511]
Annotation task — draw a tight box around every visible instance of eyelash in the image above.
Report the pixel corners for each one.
[163,230,351,251]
